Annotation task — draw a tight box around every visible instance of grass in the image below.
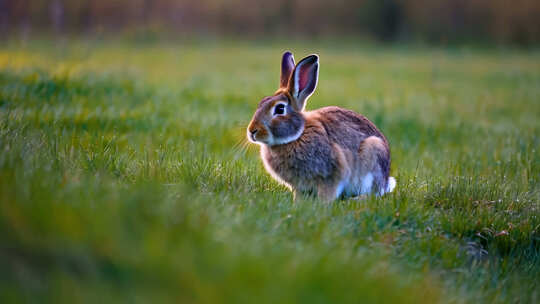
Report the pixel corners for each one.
[0,37,539,303]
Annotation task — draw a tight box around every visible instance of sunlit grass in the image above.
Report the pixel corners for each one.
[0,38,539,303]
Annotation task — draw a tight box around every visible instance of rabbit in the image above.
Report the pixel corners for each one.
[247,51,396,202]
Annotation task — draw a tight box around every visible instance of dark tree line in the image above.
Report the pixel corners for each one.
[1,0,539,45]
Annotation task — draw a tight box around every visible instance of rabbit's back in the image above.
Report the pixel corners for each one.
[313,106,388,151]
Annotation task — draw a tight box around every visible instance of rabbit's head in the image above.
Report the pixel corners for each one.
[247,52,319,146]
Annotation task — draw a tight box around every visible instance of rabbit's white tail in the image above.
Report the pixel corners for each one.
[387,177,396,193]
[377,176,396,196]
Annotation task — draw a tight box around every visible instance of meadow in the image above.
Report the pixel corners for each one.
[0,38,539,303]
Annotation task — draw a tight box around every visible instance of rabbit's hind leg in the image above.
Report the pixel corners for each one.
[356,136,390,196]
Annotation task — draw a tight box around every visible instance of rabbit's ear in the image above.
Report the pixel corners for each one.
[288,55,319,111]
[280,51,295,89]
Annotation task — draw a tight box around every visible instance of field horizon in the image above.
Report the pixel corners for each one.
[0,38,539,303]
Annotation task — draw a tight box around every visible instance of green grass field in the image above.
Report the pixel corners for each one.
[0,38,539,303]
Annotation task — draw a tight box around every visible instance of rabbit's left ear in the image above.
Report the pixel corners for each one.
[288,55,319,112]
[280,51,295,89]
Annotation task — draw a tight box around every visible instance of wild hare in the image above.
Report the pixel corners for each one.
[247,51,396,202]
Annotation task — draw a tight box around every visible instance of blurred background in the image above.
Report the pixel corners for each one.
[1,1,540,304]
[2,0,540,45]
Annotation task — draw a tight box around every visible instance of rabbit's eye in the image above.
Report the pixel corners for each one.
[274,104,286,116]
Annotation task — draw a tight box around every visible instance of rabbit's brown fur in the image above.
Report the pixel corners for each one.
[247,52,395,201]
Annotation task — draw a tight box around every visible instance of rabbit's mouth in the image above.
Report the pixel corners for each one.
[247,126,271,145]
[248,129,259,142]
